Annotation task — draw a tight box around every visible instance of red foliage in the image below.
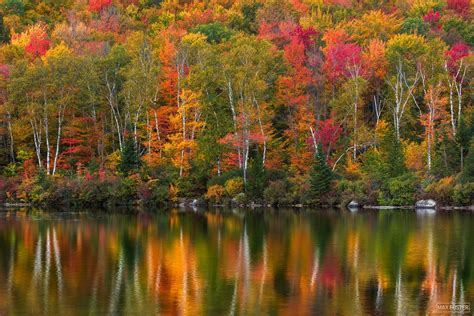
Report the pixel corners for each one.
[60,117,97,170]
[447,0,471,16]
[423,10,441,23]
[320,252,343,289]
[323,42,363,81]
[291,25,318,48]
[315,118,342,155]
[89,0,112,12]
[258,21,295,48]
[25,34,50,58]
[0,64,10,78]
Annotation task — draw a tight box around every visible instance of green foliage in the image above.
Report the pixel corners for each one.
[246,150,266,200]
[229,2,262,34]
[380,128,407,178]
[263,180,291,206]
[191,23,233,44]
[378,173,418,206]
[0,15,9,44]
[336,178,370,206]
[208,170,242,187]
[309,150,334,204]
[0,0,25,16]
[453,183,474,205]
[400,17,428,36]
[442,16,474,46]
[424,176,455,204]
[460,141,474,183]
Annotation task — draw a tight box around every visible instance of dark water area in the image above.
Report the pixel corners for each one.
[0,208,472,315]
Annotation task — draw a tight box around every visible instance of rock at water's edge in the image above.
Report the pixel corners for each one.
[347,200,359,209]
[415,199,437,209]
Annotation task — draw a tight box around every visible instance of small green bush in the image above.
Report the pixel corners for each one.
[263,180,291,206]
[378,173,418,206]
[453,183,474,206]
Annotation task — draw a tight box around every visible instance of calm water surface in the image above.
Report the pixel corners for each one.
[0,208,472,315]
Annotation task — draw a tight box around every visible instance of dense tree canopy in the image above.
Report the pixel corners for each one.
[0,0,472,206]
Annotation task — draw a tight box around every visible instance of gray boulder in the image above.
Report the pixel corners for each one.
[347,200,359,210]
[415,199,437,209]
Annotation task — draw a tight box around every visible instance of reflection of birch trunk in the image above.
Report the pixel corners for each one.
[242,225,250,311]
[32,236,43,284]
[7,236,15,303]
[44,229,52,313]
[310,249,319,290]
[229,228,243,316]
[179,229,188,315]
[396,267,402,315]
[452,268,457,305]
[258,239,267,305]
[109,249,124,314]
[133,257,144,311]
[52,228,63,298]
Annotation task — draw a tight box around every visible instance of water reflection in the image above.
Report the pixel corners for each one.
[0,209,472,315]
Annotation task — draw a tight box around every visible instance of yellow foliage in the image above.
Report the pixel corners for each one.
[404,141,426,172]
[105,150,121,172]
[205,185,225,202]
[42,41,72,64]
[168,183,179,202]
[345,154,364,179]
[375,119,388,139]
[224,177,244,198]
[349,10,401,44]
[11,24,48,48]
[425,176,455,201]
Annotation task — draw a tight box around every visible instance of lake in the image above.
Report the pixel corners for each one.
[0,208,472,315]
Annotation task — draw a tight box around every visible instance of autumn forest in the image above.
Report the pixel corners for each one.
[0,0,472,207]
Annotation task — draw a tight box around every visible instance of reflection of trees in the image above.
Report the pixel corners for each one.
[0,210,471,314]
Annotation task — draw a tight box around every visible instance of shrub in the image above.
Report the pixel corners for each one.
[453,183,474,205]
[233,192,247,204]
[137,180,169,206]
[263,180,291,206]
[424,176,455,204]
[205,185,225,203]
[378,173,418,206]
[207,170,242,187]
[336,178,369,207]
[224,177,244,198]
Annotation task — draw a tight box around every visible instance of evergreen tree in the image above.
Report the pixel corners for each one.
[309,149,333,203]
[460,140,474,183]
[118,136,141,176]
[456,115,471,170]
[246,148,266,199]
[0,16,9,44]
